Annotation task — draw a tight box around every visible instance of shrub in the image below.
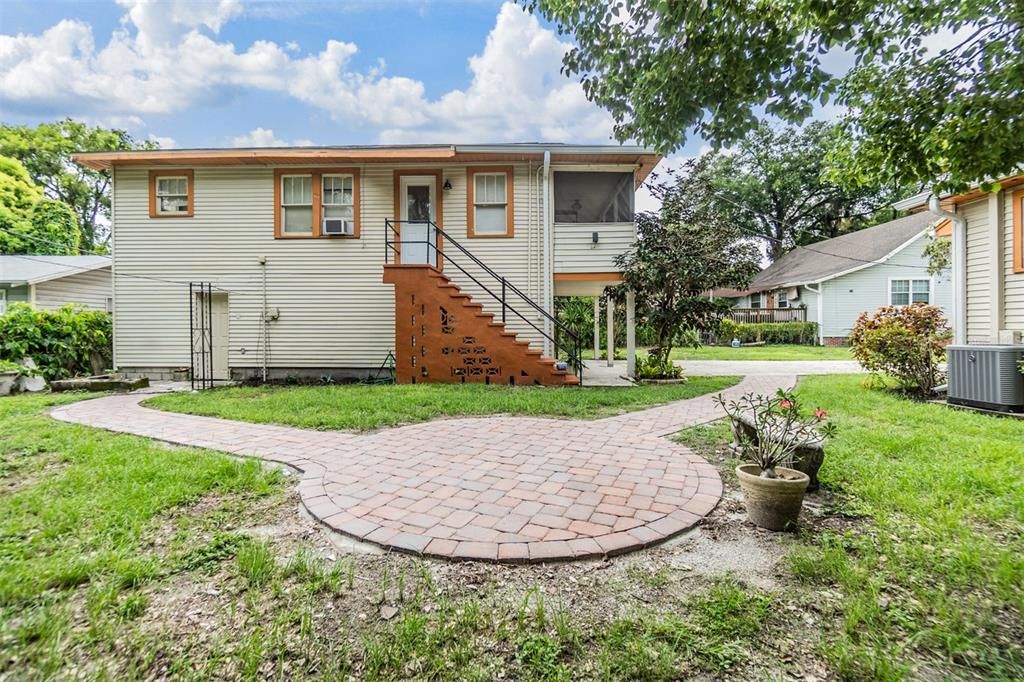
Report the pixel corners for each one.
[0,303,112,380]
[718,320,818,345]
[849,303,950,397]
[635,353,683,380]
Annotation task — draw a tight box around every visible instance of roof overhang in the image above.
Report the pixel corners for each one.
[893,173,1024,212]
[72,144,663,184]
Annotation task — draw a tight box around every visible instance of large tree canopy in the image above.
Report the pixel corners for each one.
[527,1,1022,191]
[0,119,156,251]
[708,122,907,261]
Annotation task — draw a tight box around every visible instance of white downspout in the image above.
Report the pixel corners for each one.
[804,283,824,346]
[542,150,552,355]
[929,195,967,345]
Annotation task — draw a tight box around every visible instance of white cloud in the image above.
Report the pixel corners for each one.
[0,2,614,144]
[147,133,177,148]
[229,127,313,147]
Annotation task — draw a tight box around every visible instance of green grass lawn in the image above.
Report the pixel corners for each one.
[3,378,1021,679]
[680,375,1024,680]
[668,344,852,361]
[145,378,740,431]
[599,344,853,361]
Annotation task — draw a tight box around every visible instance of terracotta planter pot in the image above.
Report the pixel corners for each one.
[735,464,809,531]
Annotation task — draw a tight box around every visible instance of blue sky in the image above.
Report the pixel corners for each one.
[1,0,678,153]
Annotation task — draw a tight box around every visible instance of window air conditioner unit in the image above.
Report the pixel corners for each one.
[322,218,354,236]
[946,344,1024,414]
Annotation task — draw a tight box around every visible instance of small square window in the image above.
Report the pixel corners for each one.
[891,279,929,306]
[150,171,193,217]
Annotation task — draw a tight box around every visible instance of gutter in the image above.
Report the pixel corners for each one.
[929,195,967,344]
[542,150,553,355]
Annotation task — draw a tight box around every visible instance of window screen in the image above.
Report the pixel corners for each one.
[322,175,354,221]
[155,176,189,214]
[553,171,634,223]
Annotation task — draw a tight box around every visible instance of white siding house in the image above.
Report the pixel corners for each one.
[0,256,112,314]
[74,144,660,382]
[894,179,1024,345]
[724,213,952,344]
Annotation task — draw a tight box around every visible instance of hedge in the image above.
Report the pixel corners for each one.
[719,319,819,345]
[0,303,112,380]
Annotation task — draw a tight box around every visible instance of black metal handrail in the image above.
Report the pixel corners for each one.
[384,218,584,383]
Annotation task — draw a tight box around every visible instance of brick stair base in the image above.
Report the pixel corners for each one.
[383,264,578,386]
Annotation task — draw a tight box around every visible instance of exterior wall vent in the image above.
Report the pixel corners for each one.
[946,345,1024,414]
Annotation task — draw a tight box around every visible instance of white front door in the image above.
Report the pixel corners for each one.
[399,175,436,265]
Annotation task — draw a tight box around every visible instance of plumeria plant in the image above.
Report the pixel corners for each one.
[715,388,836,478]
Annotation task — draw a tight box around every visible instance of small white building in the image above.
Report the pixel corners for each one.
[723,213,953,345]
[0,255,112,314]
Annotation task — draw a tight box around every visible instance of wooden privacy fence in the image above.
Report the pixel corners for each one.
[727,308,807,324]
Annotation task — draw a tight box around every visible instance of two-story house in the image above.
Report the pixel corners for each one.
[73,144,660,386]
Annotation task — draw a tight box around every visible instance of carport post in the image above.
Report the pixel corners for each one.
[593,296,601,360]
[606,295,614,367]
[626,289,636,377]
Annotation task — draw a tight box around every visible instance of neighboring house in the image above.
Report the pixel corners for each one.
[894,175,1024,345]
[718,213,952,345]
[73,144,661,384]
[0,255,112,315]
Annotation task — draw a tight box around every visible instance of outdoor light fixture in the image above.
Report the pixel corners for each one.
[443,179,452,191]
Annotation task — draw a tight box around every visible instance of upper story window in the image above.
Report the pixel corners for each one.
[553,171,634,223]
[750,292,762,309]
[467,167,513,237]
[280,175,313,235]
[274,169,361,239]
[148,170,193,218]
[890,278,930,306]
[776,290,789,308]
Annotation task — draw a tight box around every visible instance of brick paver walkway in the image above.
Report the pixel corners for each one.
[51,375,794,563]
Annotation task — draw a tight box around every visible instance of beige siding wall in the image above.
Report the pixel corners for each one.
[33,268,111,311]
[961,198,991,342]
[1003,191,1024,332]
[553,222,635,273]
[111,162,579,371]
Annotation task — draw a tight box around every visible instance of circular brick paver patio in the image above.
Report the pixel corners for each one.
[51,375,794,562]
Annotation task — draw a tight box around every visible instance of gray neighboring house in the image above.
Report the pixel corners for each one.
[0,255,112,315]
[724,213,952,345]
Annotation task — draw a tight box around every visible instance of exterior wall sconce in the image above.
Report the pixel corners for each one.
[443,179,452,191]
[592,231,599,244]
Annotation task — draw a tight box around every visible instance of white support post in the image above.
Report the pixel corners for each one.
[625,289,636,378]
[606,295,614,367]
[593,296,601,360]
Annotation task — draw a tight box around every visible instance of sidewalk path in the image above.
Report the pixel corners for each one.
[51,374,795,563]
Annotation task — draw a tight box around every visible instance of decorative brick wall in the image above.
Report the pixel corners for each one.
[383,265,578,386]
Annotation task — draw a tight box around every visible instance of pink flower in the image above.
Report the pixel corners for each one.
[814,408,828,420]
[779,399,794,410]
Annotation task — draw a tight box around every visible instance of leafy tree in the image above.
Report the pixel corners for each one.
[709,122,908,261]
[614,157,761,376]
[0,156,81,255]
[27,200,81,255]
[0,119,157,250]
[526,1,1022,191]
[0,155,42,253]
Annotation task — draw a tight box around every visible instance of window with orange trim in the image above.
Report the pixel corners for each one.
[273,168,361,239]
[1013,188,1023,274]
[148,170,193,218]
[467,166,513,237]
